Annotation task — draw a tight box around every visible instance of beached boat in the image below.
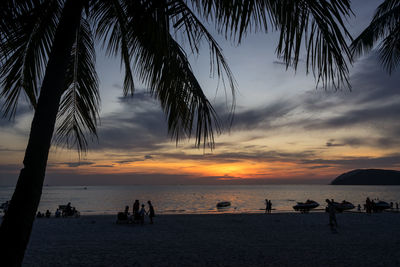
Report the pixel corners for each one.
[329,201,355,212]
[293,200,319,212]
[373,201,391,212]
[216,201,231,208]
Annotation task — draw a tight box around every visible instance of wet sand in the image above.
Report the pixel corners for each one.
[23,212,400,266]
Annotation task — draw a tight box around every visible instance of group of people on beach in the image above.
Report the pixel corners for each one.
[364,197,399,213]
[265,199,272,213]
[118,200,155,225]
[35,202,79,218]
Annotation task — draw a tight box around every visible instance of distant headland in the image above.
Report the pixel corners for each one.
[331,169,400,185]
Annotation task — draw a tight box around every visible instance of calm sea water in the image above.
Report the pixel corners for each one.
[1,185,400,215]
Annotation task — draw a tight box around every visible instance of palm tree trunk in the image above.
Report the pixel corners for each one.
[0,1,84,266]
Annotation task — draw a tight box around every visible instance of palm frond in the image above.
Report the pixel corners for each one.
[55,18,100,153]
[191,0,353,89]
[91,0,134,96]
[351,0,400,73]
[169,0,236,108]
[379,25,400,72]
[0,0,61,117]
[125,1,220,148]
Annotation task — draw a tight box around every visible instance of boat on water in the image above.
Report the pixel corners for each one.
[293,200,319,212]
[216,201,231,208]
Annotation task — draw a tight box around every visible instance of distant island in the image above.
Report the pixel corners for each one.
[331,169,400,185]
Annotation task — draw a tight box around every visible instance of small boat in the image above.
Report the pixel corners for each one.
[216,201,231,208]
[293,200,319,212]
[327,201,355,212]
[373,201,391,212]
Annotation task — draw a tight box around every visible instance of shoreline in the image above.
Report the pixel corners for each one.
[24,212,400,266]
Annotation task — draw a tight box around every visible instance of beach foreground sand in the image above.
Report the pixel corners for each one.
[23,213,400,266]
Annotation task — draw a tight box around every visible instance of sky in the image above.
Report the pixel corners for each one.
[1,0,399,186]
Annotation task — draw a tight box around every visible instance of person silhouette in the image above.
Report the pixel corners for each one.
[133,200,140,222]
[147,201,155,224]
[326,199,338,233]
[138,204,146,225]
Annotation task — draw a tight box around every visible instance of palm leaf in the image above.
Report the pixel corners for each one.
[191,0,353,89]
[351,0,400,73]
[91,0,134,96]
[169,0,236,107]
[125,1,221,148]
[0,0,61,117]
[55,18,100,153]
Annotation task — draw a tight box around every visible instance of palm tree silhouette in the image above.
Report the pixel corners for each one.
[351,0,400,73]
[0,0,353,265]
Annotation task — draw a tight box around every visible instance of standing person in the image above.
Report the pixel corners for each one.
[326,199,338,233]
[138,204,146,225]
[147,201,155,224]
[45,210,51,218]
[133,200,140,222]
[265,199,268,214]
[366,197,372,213]
[268,200,272,213]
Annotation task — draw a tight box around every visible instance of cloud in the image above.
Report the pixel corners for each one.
[301,153,400,169]
[0,100,32,127]
[326,140,345,147]
[59,161,95,168]
[92,92,170,151]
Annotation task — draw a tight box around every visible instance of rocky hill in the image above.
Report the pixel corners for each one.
[331,169,400,185]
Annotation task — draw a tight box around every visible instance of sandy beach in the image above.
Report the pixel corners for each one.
[23,212,400,266]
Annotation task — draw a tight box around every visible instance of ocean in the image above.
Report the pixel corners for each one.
[1,185,400,215]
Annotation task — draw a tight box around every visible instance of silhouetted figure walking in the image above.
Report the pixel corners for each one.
[326,199,338,233]
[265,199,268,213]
[147,201,155,224]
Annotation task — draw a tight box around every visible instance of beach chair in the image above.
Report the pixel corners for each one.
[116,212,130,224]
[58,205,80,217]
